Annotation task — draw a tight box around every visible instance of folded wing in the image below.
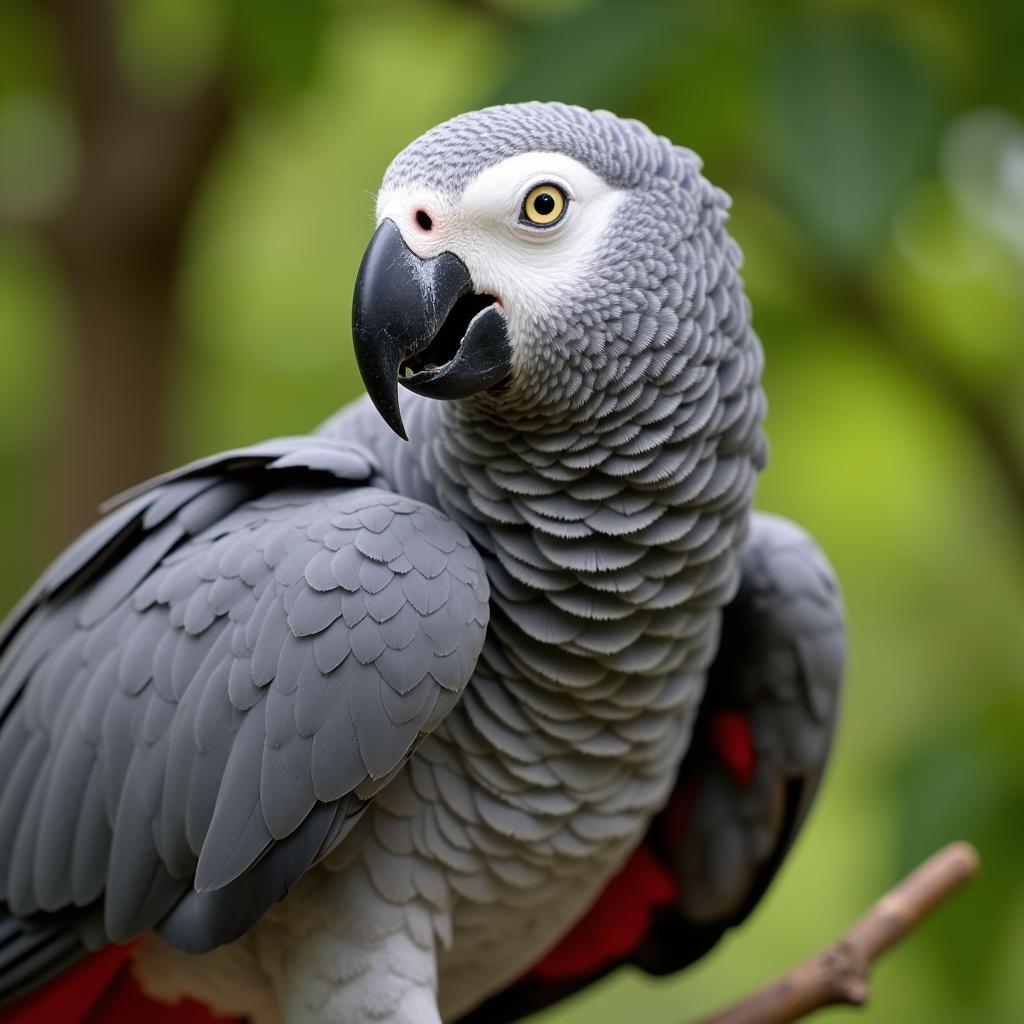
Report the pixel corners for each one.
[0,437,489,1004]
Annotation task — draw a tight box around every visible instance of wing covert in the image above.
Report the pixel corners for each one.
[0,437,489,980]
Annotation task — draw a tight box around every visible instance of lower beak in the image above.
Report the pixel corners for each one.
[351,218,512,440]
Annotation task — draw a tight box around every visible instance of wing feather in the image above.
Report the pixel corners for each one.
[0,436,489,1000]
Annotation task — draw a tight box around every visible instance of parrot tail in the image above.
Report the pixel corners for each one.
[0,913,90,1008]
[0,926,237,1024]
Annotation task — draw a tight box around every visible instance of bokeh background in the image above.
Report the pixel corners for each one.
[1,1,1022,1021]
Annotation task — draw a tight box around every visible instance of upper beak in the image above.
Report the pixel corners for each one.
[351,218,512,439]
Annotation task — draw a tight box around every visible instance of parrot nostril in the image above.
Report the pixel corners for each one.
[415,210,433,232]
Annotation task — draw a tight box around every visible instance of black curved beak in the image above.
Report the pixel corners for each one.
[351,218,512,439]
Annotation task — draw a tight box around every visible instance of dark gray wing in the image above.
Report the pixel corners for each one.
[459,511,844,1024]
[663,510,845,927]
[0,435,489,1001]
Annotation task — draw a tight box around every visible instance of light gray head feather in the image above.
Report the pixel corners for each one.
[384,102,748,429]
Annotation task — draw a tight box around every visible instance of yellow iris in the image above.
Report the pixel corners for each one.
[522,183,566,226]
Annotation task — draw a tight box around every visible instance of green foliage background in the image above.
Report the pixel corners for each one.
[1,1,1023,1021]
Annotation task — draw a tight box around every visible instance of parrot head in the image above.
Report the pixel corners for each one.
[352,102,737,439]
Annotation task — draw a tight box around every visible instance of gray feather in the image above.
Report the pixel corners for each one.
[194,705,273,892]
[104,778,183,942]
[0,435,487,970]
[157,800,342,953]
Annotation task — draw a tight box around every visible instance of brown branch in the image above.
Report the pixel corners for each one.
[694,841,980,1024]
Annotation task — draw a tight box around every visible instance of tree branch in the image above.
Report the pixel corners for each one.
[693,841,980,1024]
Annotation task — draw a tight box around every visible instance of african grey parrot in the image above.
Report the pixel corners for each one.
[0,103,845,1024]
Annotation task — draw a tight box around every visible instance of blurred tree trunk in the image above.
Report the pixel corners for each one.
[39,0,232,544]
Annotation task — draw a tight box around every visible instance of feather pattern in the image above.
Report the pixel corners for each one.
[0,438,488,962]
[459,514,845,1024]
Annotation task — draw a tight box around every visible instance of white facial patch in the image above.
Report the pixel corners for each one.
[376,153,624,371]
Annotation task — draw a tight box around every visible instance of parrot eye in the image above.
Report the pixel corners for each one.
[520,182,568,228]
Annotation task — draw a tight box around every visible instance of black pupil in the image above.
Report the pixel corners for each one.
[533,192,556,216]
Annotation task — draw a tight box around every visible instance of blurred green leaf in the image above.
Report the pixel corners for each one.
[115,0,228,101]
[943,108,1024,263]
[0,0,54,98]
[0,239,68,608]
[971,0,1024,115]
[227,0,329,96]
[762,19,944,265]
[893,704,1024,1008]
[882,179,1024,390]
[494,0,700,110]
[0,92,76,221]
[0,240,66,444]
